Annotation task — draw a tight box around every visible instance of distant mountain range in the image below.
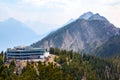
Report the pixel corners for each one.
[31,12,120,55]
[0,17,77,51]
[0,18,40,51]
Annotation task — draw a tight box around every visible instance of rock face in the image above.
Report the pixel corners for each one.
[95,35,120,57]
[31,12,120,53]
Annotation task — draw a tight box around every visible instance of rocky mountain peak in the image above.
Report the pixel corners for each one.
[89,13,108,22]
[79,12,94,20]
[31,12,120,54]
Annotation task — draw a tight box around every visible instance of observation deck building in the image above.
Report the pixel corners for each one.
[5,46,50,62]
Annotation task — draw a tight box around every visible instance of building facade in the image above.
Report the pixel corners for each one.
[5,46,50,62]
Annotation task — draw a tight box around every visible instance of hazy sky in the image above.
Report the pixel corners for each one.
[0,0,120,34]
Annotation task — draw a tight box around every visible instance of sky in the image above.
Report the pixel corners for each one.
[0,0,120,35]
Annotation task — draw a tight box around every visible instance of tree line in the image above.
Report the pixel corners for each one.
[0,48,119,80]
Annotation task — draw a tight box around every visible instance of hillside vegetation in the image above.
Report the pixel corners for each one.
[50,48,120,80]
[0,48,120,80]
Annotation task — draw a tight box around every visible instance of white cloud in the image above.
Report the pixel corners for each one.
[0,0,120,35]
[19,0,44,7]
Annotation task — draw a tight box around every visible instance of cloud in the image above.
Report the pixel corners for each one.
[107,1,120,6]
[19,0,67,8]
[0,0,120,35]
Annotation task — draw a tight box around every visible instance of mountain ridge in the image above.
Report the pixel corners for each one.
[31,12,120,54]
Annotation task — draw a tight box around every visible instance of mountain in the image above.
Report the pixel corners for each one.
[0,18,39,51]
[63,18,75,26]
[95,35,120,58]
[89,13,108,21]
[31,12,120,53]
[79,12,94,20]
